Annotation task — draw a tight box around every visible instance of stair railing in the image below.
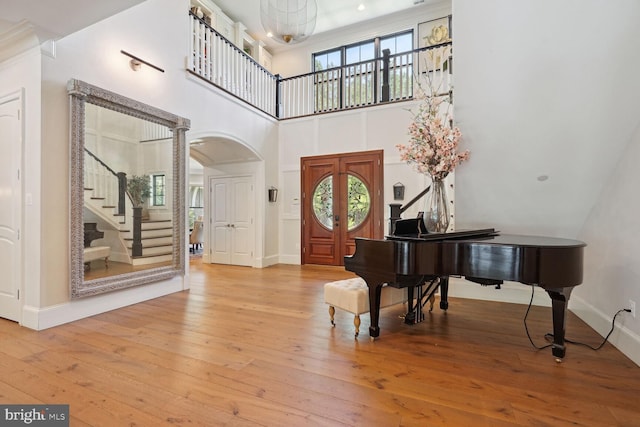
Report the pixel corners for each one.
[388,186,431,234]
[84,148,127,216]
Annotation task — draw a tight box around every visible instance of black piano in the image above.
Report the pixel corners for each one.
[84,222,104,248]
[344,227,586,360]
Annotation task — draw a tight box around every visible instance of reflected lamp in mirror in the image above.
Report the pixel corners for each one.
[268,187,278,203]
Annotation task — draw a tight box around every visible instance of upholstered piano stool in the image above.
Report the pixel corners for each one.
[324,277,406,338]
[83,246,111,271]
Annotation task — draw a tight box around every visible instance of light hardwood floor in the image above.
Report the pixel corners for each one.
[1,261,638,426]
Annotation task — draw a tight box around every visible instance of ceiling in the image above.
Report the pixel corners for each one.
[0,0,146,41]
[190,137,260,167]
[1,0,435,45]
[209,0,434,51]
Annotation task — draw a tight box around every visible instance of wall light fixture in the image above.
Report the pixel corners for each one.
[120,50,165,73]
[268,187,278,203]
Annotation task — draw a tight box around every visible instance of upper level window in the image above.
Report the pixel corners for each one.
[312,30,414,112]
[312,31,413,72]
[345,41,375,65]
[380,32,413,56]
[314,50,341,71]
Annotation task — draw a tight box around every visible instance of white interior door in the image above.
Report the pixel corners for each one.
[0,93,22,322]
[210,176,254,266]
[211,178,231,264]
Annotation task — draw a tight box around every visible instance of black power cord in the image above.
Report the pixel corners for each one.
[523,285,631,352]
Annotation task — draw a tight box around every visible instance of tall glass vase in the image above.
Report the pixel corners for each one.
[424,178,450,233]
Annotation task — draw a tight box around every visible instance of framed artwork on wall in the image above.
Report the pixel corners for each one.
[418,16,452,74]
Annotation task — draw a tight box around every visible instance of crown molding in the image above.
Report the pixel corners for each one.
[0,20,40,63]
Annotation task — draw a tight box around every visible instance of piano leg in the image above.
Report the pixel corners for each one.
[362,278,384,339]
[404,286,417,324]
[545,286,574,361]
[439,276,449,311]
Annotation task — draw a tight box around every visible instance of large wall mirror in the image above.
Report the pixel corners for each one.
[68,79,190,299]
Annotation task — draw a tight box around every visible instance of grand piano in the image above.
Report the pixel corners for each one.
[344,227,586,360]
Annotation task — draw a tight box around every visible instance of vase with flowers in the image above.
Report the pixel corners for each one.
[396,77,469,233]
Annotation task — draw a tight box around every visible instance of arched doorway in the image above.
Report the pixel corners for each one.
[189,135,263,266]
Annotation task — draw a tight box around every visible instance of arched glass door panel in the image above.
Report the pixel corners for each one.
[312,175,333,229]
[347,174,370,231]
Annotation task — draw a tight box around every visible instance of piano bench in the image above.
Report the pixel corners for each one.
[324,278,406,338]
[84,246,111,270]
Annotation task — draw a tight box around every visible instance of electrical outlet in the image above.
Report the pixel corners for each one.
[630,300,636,318]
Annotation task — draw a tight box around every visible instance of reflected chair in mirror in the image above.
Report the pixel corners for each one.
[190,220,204,253]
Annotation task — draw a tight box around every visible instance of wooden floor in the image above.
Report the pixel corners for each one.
[1,261,639,426]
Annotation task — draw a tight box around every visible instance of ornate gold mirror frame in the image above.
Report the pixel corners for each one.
[68,79,190,298]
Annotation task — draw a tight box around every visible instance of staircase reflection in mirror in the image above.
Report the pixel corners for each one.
[69,79,190,299]
[83,103,174,277]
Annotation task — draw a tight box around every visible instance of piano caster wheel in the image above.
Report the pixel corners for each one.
[369,336,375,342]
[555,358,563,363]
[440,301,449,311]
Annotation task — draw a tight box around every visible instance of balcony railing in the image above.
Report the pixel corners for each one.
[188,12,452,120]
[189,12,277,116]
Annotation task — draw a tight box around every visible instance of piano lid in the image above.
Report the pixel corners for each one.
[386,227,498,242]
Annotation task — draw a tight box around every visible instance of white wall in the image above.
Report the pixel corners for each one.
[34,0,277,325]
[0,43,42,312]
[278,101,447,264]
[453,0,640,364]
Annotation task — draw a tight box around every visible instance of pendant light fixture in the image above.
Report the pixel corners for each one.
[260,0,317,44]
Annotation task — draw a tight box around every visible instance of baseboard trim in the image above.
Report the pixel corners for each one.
[21,277,186,331]
[278,254,300,265]
[569,294,640,366]
[261,254,279,267]
[447,278,639,366]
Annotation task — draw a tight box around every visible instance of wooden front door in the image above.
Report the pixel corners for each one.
[301,150,384,265]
